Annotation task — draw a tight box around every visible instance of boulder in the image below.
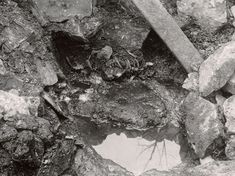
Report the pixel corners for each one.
[223,95,235,134]
[182,92,224,158]
[199,41,235,96]
[177,0,227,32]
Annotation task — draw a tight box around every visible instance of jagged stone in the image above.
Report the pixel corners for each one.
[182,92,223,158]
[177,0,227,32]
[224,73,235,94]
[199,41,235,96]
[182,72,199,92]
[223,95,235,134]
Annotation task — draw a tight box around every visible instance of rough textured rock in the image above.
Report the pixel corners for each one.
[182,72,199,92]
[0,124,17,143]
[36,117,53,143]
[68,81,167,128]
[225,135,235,160]
[199,41,235,96]
[223,95,235,134]
[32,0,93,22]
[36,60,58,86]
[182,92,224,158]
[177,0,227,32]
[72,146,134,176]
[0,90,39,118]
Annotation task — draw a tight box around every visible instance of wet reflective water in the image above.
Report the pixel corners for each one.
[93,133,181,175]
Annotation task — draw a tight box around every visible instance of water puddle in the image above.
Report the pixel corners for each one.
[93,133,181,175]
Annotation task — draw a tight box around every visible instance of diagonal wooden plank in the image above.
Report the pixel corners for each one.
[131,0,203,73]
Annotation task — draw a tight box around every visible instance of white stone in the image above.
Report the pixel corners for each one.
[199,41,235,96]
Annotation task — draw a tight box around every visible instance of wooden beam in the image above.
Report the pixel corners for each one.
[131,0,203,72]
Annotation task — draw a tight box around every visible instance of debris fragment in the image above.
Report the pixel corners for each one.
[182,72,199,92]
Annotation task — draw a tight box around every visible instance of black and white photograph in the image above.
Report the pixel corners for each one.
[0,0,235,175]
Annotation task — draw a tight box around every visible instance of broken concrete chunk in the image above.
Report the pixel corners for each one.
[199,41,235,96]
[177,0,227,32]
[223,95,235,134]
[36,60,58,86]
[32,0,93,22]
[0,124,17,143]
[225,135,235,160]
[182,72,199,92]
[182,92,223,158]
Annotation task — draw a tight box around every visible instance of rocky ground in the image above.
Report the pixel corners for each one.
[1,0,235,175]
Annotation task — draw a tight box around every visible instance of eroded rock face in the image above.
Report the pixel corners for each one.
[32,0,93,22]
[199,41,235,96]
[177,0,227,32]
[223,95,235,134]
[182,92,224,158]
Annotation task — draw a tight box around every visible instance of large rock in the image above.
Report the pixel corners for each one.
[68,81,167,129]
[32,0,93,22]
[199,41,235,96]
[177,0,227,32]
[182,92,224,158]
[223,95,235,134]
